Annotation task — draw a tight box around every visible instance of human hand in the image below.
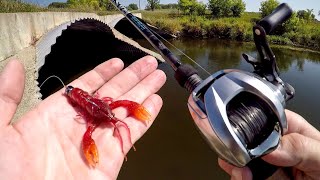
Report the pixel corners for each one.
[218,109,320,180]
[0,56,166,180]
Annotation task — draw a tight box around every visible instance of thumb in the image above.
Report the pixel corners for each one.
[0,59,25,127]
[262,133,320,171]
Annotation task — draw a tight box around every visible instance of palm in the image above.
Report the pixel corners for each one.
[0,56,166,179]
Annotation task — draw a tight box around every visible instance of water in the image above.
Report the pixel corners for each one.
[117,38,320,180]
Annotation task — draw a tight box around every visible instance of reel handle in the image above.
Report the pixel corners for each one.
[248,158,278,180]
[258,3,293,34]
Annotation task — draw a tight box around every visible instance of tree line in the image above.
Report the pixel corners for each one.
[146,0,246,16]
[47,0,162,11]
[47,0,319,23]
[48,0,245,17]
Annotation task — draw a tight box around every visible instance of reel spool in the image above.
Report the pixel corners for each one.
[227,92,278,150]
[188,68,288,166]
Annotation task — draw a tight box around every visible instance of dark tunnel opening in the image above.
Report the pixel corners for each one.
[38,19,149,99]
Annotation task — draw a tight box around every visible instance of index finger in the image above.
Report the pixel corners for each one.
[57,58,124,94]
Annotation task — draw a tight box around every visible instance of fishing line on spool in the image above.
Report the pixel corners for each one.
[227,93,277,149]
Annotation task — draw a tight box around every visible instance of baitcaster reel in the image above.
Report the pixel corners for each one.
[187,3,294,179]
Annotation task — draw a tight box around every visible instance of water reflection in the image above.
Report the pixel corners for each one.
[118,38,320,180]
[273,48,320,72]
[170,39,255,76]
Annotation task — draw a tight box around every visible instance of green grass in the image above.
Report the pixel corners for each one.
[284,22,320,49]
[0,0,118,15]
[0,0,44,12]
[141,11,257,41]
[141,10,183,34]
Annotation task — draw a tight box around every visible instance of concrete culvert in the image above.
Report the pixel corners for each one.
[38,18,157,99]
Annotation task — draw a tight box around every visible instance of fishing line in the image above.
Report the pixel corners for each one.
[227,93,277,148]
[39,75,66,88]
[147,27,211,76]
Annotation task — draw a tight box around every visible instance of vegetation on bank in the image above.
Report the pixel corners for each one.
[0,0,118,15]
[142,9,320,50]
[0,0,44,12]
[142,0,320,50]
[1,0,319,51]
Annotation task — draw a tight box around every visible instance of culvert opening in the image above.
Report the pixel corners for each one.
[38,19,148,99]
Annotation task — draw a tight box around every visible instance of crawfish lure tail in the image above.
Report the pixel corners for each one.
[82,126,99,167]
[109,100,151,121]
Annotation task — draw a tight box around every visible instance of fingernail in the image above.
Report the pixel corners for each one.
[231,168,242,180]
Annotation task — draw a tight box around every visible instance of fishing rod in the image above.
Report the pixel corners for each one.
[110,1,294,179]
[109,0,202,93]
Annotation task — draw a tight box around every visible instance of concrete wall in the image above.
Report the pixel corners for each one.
[0,12,141,62]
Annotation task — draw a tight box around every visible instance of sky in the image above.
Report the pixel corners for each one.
[24,0,320,20]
